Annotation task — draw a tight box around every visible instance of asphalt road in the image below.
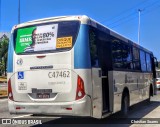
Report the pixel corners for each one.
[0,91,160,127]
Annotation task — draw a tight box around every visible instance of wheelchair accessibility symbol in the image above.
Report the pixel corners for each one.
[18,72,24,79]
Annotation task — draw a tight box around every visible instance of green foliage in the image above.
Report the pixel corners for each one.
[0,36,9,76]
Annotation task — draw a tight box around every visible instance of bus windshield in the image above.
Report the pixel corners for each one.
[14,20,80,54]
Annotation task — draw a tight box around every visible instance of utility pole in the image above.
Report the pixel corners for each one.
[0,0,1,30]
[138,9,142,45]
[18,0,20,24]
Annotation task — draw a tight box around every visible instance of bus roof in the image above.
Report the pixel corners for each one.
[13,15,153,54]
[88,17,153,54]
[15,15,89,28]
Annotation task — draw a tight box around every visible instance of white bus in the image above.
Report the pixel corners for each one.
[7,15,157,118]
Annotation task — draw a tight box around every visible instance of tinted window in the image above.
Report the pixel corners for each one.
[89,28,98,67]
[14,21,80,54]
[89,27,112,71]
[140,50,147,71]
[146,53,152,71]
[111,38,123,68]
[132,47,140,70]
[97,30,112,72]
[122,44,133,69]
[111,38,133,70]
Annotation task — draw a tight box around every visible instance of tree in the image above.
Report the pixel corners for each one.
[0,36,9,76]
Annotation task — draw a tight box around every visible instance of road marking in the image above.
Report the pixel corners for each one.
[12,114,60,119]
[0,99,7,102]
[12,114,32,118]
[32,116,60,118]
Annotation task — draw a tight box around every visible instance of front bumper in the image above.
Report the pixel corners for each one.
[8,95,91,117]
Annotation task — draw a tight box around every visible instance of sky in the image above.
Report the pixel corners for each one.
[1,0,160,60]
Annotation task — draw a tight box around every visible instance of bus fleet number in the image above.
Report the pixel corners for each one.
[48,71,70,78]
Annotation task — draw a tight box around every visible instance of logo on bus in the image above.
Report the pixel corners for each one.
[17,58,23,65]
[18,72,24,79]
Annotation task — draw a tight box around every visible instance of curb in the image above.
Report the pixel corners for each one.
[0,96,8,99]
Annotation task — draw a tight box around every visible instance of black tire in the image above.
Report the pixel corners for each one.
[146,86,151,103]
[121,94,129,117]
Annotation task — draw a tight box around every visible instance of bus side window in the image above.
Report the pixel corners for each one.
[96,30,112,75]
[132,47,140,70]
[140,50,147,72]
[122,44,133,69]
[89,28,98,67]
[146,53,152,72]
[111,38,123,68]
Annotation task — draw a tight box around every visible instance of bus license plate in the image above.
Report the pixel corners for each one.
[37,93,50,99]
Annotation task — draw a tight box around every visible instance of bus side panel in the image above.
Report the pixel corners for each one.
[113,71,140,113]
[108,71,114,113]
[143,73,153,100]
[112,71,123,113]
[7,34,14,74]
[74,24,90,69]
[73,24,92,116]
[112,71,151,113]
[73,69,92,116]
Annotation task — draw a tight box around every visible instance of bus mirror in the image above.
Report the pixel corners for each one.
[154,57,158,67]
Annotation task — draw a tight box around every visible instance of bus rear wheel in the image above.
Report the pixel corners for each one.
[121,94,129,117]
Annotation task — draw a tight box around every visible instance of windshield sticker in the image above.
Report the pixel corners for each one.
[34,24,58,51]
[16,27,36,53]
[16,24,58,53]
[56,36,72,48]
